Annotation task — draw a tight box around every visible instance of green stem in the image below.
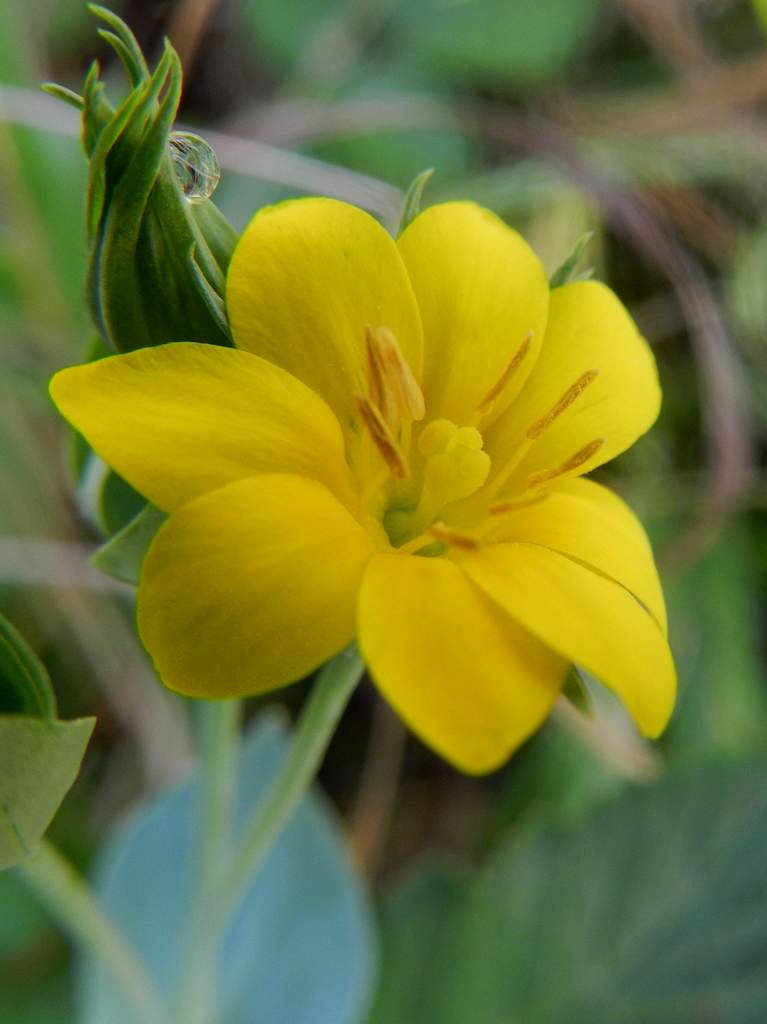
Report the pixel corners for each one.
[174,698,241,1024]
[17,839,169,1024]
[220,646,363,918]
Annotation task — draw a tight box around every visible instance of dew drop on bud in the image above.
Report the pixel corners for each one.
[168,131,221,203]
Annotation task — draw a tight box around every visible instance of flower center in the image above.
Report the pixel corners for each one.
[354,324,604,552]
[384,418,491,546]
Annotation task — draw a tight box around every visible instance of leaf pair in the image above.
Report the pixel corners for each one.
[0,616,94,870]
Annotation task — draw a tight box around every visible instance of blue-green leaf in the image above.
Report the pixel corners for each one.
[79,715,377,1024]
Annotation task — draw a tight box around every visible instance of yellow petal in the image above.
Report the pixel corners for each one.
[397,202,548,425]
[486,280,661,491]
[459,542,676,737]
[493,477,667,634]
[357,552,567,774]
[138,475,377,698]
[50,343,356,513]
[227,197,423,430]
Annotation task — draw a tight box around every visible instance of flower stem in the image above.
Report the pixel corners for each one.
[220,646,363,918]
[17,839,169,1024]
[174,698,241,1024]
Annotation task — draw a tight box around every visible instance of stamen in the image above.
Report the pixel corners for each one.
[428,522,480,550]
[357,396,410,479]
[476,331,533,414]
[489,492,550,516]
[365,325,425,428]
[526,370,600,440]
[526,438,605,489]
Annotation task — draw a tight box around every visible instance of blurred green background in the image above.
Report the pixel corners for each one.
[2,0,767,1020]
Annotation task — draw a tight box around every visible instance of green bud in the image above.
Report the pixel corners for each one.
[45,5,237,351]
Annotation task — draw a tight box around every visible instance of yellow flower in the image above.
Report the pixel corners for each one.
[51,199,675,773]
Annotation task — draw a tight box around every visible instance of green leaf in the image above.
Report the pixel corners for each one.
[0,717,94,871]
[369,867,465,1024]
[0,612,93,874]
[239,0,342,73]
[40,83,84,110]
[398,168,434,236]
[0,615,57,719]
[91,503,167,585]
[549,231,594,288]
[666,521,767,763]
[752,0,767,38]
[397,0,605,87]
[79,715,377,1023]
[89,4,149,86]
[371,764,767,1022]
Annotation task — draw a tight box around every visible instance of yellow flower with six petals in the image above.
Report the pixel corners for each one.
[51,198,675,773]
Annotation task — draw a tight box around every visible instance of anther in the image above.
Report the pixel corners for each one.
[489,492,550,516]
[476,331,533,414]
[357,396,410,479]
[526,370,600,440]
[526,438,605,489]
[365,325,425,429]
[428,522,480,550]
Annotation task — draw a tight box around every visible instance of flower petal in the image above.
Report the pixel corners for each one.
[459,542,676,737]
[357,552,567,774]
[227,198,423,429]
[138,475,377,698]
[486,280,661,491]
[50,343,356,513]
[494,477,667,634]
[397,202,548,425]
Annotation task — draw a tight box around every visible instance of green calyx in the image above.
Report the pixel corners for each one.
[45,5,237,352]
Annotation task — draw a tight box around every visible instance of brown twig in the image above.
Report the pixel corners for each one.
[349,693,407,877]
[551,52,767,139]
[553,697,661,781]
[166,0,223,79]
[618,0,714,78]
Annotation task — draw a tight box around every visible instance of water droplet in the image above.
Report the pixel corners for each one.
[168,131,221,203]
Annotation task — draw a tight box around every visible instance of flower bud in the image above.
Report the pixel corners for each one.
[47,6,237,352]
